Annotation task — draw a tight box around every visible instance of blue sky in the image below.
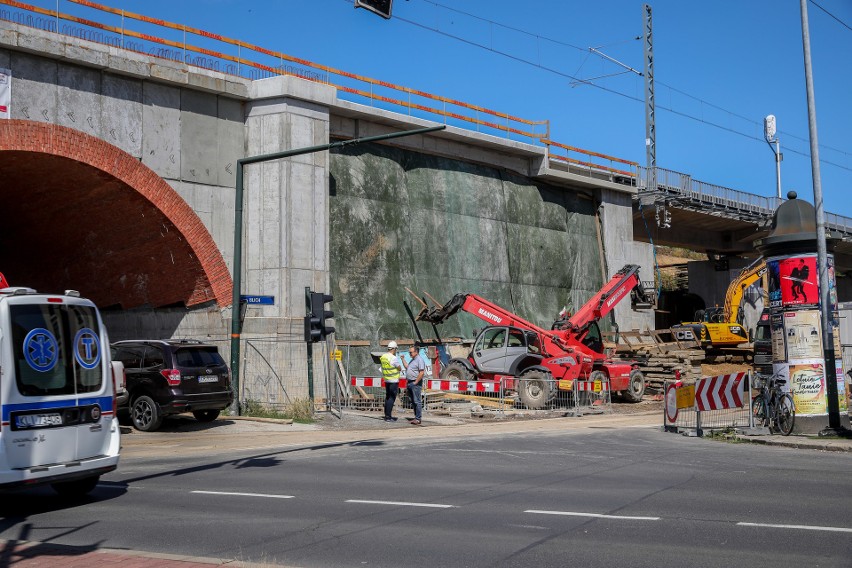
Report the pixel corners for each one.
[14,0,852,215]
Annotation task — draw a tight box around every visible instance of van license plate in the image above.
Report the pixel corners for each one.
[16,413,62,429]
[198,375,218,383]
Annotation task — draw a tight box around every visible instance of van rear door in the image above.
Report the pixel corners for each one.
[4,300,110,468]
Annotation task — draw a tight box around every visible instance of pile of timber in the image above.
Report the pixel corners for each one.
[614,350,704,392]
[611,329,705,392]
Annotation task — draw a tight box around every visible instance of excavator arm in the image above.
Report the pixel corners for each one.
[724,259,766,325]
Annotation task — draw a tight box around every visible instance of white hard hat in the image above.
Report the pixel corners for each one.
[388,341,398,349]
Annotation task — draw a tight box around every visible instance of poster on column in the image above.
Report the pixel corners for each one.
[789,361,826,416]
[768,256,818,309]
[783,311,822,360]
[771,313,786,360]
[836,359,848,413]
[0,68,10,119]
[828,256,838,315]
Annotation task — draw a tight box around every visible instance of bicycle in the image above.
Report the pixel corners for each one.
[751,373,796,436]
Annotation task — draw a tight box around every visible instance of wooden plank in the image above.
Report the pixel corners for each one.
[429,391,512,409]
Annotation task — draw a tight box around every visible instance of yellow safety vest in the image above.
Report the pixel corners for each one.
[380,352,400,382]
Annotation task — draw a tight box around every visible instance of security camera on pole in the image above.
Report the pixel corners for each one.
[763,114,782,200]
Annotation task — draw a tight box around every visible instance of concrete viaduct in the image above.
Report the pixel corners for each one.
[0,21,655,342]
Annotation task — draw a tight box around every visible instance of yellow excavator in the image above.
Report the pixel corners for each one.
[673,258,766,352]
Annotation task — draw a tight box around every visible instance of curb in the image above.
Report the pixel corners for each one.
[737,436,852,452]
[224,415,295,425]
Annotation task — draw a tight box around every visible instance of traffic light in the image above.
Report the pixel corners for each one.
[354,0,392,19]
[304,291,334,343]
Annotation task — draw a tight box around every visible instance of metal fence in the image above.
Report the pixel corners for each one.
[345,375,613,418]
[570,377,613,416]
[207,336,341,415]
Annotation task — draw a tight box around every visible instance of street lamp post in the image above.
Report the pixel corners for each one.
[763,114,782,200]
[799,0,847,436]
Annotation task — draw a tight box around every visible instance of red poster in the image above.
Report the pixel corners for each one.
[779,256,817,307]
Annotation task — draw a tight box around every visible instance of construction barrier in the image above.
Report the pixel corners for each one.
[664,372,752,436]
[571,377,613,416]
[426,379,500,393]
[348,374,618,416]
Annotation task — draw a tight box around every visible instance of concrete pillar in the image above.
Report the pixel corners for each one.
[243,76,336,334]
[599,187,655,332]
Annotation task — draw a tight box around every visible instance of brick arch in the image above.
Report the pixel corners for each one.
[0,119,232,308]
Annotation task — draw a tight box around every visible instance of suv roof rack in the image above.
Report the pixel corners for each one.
[1,287,37,295]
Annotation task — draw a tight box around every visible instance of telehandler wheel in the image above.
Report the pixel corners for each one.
[621,369,645,403]
[441,361,473,382]
[518,370,553,410]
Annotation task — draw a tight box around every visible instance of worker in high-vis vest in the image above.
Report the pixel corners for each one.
[380,341,404,422]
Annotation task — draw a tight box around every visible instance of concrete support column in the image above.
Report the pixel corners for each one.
[599,188,655,332]
[244,77,336,334]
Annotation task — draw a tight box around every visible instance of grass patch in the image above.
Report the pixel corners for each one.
[241,398,315,423]
[705,427,745,442]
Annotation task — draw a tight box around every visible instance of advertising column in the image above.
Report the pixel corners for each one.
[766,253,847,419]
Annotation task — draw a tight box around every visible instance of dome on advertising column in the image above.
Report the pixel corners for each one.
[756,191,836,255]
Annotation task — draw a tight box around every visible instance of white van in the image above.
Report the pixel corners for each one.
[0,284,120,496]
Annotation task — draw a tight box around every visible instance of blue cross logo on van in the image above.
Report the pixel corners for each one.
[74,328,101,370]
[24,328,58,372]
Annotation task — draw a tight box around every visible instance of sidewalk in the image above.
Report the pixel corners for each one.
[735,432,852,452]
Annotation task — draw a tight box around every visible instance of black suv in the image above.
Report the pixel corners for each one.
[111,340,234,432]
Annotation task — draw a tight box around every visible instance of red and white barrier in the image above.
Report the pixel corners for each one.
[426,380,499,393]
[575,379,611,392]
[351,376,408,388]
[695,372,746,411]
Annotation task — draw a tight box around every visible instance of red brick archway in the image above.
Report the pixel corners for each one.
[0,120,232,309]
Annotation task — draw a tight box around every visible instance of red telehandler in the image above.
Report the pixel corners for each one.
[415,265,654,408]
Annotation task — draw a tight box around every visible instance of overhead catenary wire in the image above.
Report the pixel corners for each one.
[362,0,851,174]
[810,0,852,32]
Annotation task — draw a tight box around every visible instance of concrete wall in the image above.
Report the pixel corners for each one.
[329,142,608,375]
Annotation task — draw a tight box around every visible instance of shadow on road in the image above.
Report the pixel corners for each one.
[119,439,387,484]
[0,486,129,565]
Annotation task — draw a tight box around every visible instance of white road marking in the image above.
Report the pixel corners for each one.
[507,524,550,530]
[346,499,455,509]
[738,522,852,533]
[192,490,294,499]
[525,510,660,521]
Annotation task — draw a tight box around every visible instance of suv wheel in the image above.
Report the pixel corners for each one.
[131,395,163,432]
[192,409,220,422]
